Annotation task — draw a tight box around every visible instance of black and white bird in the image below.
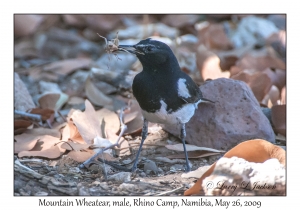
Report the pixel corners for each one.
[119,38,214,172]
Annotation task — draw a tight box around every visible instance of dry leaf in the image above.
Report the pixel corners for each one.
[38,93,60,110]
[96,108,120,136]
[28,108,55,121]
[62,120,85,144]
[67,149,95,163]
[18,135,66,159]
[184,139,286,196]
[165,144,223,153]
[85,77,113,107]
[61,142,89,151]
[167,151,221,159]
[123,100,143,135]
[15,15,44,37]
[43,58,92,75]
[14,133,40,153]
[69,100,102,144]
[123,111,139,124]
[25,127,61,138]
[14,120,33,135]
[68,96,85,105]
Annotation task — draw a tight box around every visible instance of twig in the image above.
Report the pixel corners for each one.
[79,108,127,169]
[155,186,184,196]
[57,111,67,122]
[114,143,166,151]
[14,110,42,121]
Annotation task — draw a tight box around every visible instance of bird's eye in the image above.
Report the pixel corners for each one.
[146,46,153,52]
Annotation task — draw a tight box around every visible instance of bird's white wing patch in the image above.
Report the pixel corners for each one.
[177,78,190,98]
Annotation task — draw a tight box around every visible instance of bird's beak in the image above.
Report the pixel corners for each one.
[118,45,144,55]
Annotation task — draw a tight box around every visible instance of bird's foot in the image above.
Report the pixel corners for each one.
[185,165,191,172]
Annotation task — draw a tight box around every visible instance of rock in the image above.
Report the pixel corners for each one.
[197,23,233,50]
[196,45,231,80]
[163,78,275,151]
[143,160,158,174]
[170,164,186,172]
[229,16,279,48]
[267,15,286,30]
[109,23,179,40]
[181,165,211,179]
[162,14,199,28]
[107,172,131,183]
[261,107,272,124]
[14,73,36,111]
[202,157,285,195]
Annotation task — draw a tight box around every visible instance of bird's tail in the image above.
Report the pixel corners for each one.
[201,97,215,103]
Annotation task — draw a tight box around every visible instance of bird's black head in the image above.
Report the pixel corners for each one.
[119,38,178,70]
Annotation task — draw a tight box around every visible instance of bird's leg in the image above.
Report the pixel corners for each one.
[180,123,191,172]
[131,118,148,172]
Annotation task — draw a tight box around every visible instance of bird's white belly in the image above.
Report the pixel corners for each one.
[141,100,196,125]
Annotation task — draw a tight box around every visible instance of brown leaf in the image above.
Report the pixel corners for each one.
[14,40,38,58]
[18,135,65,159]
[28,108,55,121]
[68,96,85,105]
[165,144,224,153]
[67,149,95,163]
[62,121,85,144]
[25,127,61,138]
[14,15,44,37]
[123,100,143,135]
[167,151,221,159]
[70,100,102,144]
[96,108,120,136]
[61,142,89,151]
[184,139,286,196]
[43,58,92,75]
[85,77,113,107]
[14,120,33,135]
[38,93,60,110]
[271,105,286,136]
[14,133,40,153]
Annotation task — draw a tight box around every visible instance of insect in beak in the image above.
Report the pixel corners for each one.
[118,45,145,55]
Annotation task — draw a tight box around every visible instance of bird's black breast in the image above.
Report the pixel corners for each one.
[132,70,200,113]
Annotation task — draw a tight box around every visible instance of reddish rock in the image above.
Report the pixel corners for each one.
[163,78,275,151]
[198,23,233,50]
[197,45,230,81]
[231,71,272,102]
